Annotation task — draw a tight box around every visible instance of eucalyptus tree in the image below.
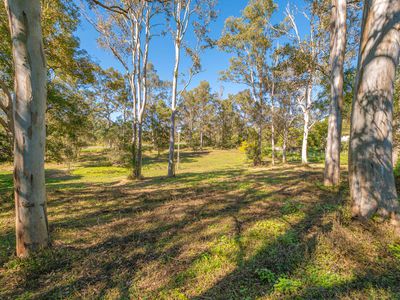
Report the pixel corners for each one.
[324,0,347,186]
[219,0,276,166]
[284,3,327,164]
[1,0,92,155]
[88,0,159,178]
[163,0,217,177]
[274,71,301,164]
[5,0,49,257]
[181,81,214,150]
[349,0,400,221]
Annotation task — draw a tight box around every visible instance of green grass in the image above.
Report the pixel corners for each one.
[0,147,400,299]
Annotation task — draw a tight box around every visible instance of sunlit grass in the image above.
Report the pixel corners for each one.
[0,147,400,299]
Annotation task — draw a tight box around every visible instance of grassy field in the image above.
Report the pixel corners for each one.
[1,147,400,299]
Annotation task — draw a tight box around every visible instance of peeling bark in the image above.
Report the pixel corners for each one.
[324,0,347,186]
[6,0,49,257]
[349,0,400,220]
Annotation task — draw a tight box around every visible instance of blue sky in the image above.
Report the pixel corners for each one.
[76,0,308,97]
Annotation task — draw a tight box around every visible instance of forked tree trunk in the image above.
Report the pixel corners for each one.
[349,0,400,220]
[6,0,49,257]
[324,0,347,186]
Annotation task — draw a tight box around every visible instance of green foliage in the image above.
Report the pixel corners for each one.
[180,81,215,149]
[256,268,276,283]
[46,83,93,163]
[147,100,171,154]
[273,277,302,294]
[281,201,304,215]
[388,244,400,260]
[308,119,328,151]
[0,0,96,163]
[0,128,11,162]
[239,130,260,165]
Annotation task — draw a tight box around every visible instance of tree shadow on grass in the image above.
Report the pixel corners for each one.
[0,164,327,298]
[2,164,397,299]
[0,169,84,193]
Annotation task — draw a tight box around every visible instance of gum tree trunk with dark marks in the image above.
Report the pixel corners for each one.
[6,0,49,257]
[349,0,400,220]
[324,0,347,186]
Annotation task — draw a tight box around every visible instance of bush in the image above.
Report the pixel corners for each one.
[255,268,276,283]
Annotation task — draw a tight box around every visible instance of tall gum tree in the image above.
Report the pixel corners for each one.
[285,3,325,165]
[87,0,157,179]
[164,0,216,177]
[349,0,400,221]
[324,0,347,186]
[5,0,49,257]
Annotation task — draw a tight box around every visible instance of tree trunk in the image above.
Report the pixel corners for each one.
[200,130,203,150]
[255,119,262,166]
[271,82,275,166]
[283,125,287,164]
[271,120,275,166]
[254,100,263,166]
[189,120,194,150]
[324,0,347,186]
[6,0,49,257]
[168,32,180,177]
[168,110,176,177]
[349,0,400,220]
[131,122,137,178]
[301,109,310,164]
[177,130,180,171]
[135,122,143,179]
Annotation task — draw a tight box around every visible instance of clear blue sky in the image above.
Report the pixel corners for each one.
[76,0,308,97]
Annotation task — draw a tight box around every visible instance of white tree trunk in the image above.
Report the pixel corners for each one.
[6,0,49,257]
[324,0,347,186]
[349,0,400,220]
[301,111,309,164]
[135,6,151,180]
[301,82,312,164]
[168,37,180,177]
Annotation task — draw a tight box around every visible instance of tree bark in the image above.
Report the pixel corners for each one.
[255,104,262,166]
[324,0,347,186]
[168,28,181,177]
[135,122,143,179]
[349,0,400,220]
[301,108,310,164]
[6,0,49,257]
[271,81,275,166]
[131,121,137,178]
[168,110,176,177]
[283,124,287,164]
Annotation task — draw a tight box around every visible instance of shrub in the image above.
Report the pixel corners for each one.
[273,277,302,294]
